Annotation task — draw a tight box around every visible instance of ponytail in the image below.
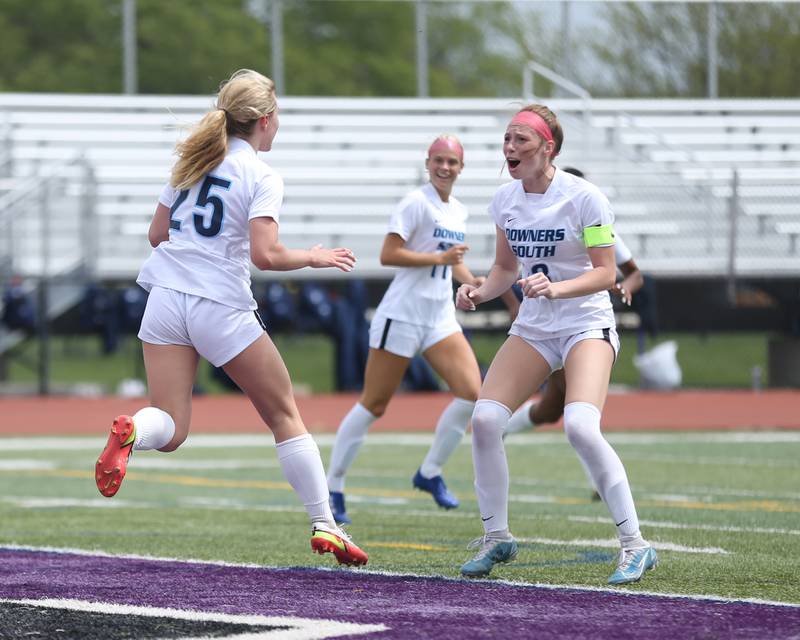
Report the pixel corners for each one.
[171,109,228,190]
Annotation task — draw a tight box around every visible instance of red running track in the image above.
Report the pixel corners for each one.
[0,390,798,436]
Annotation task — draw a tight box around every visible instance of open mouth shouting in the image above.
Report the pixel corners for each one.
[506,157,521,170]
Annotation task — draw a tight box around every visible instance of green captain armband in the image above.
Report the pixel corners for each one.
[583,224,615,247]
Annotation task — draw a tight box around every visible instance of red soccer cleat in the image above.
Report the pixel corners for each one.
[311,523,368,566]
[95,415,136,498]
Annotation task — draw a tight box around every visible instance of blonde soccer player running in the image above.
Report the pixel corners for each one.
[94,69,367,566]
[456,105,656,584]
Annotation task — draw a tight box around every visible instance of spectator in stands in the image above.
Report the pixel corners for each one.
[455,105,656,584]
[326,135,484,524]
[94,69,367,567]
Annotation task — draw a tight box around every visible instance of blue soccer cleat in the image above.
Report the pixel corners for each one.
[608,545,658,585]
[329,491,352,525]
[412,469,459,509]
[460,536,518,578]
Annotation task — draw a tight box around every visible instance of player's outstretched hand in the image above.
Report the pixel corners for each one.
[309,245,356,272]
[456,283,480,311]
[440,244,469,265]
[611,282,632,305]
[518,272,557,299]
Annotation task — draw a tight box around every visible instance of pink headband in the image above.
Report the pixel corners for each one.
[428,137,464,162]
[509,111,554,144]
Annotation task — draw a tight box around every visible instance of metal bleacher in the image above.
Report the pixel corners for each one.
[1,93,799,283]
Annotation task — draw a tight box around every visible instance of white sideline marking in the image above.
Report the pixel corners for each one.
[132,458,279,470]
[2,544,798,609]
[0,598,386,639]
[0,460,56,470]
[1,430,799,451]
[516,537,730,555]
[619,453,800,469]
[567,515,800,537]
[365,508,800,538]
[512,476,800,501]
[1,497,148,509]
[179,497,307,513]
[346,495,409,506]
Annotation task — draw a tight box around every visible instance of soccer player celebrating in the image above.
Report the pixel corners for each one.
[505,167,645,440]
[94,69,367,566]
[327,135,483,524]
[456,106,656,584]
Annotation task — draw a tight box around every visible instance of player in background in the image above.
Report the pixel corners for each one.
[94,69,367,567]
[327,135,483,524]
[455,106,656,584]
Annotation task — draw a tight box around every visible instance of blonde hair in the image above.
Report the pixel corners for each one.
[171,69,277,189]
[518,104,563,158]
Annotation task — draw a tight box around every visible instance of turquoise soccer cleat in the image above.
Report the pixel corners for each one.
[607,545,658,585]
[460,536,518,578]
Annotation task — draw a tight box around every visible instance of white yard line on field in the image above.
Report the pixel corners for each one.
[0,598,386,639]
[566,515,800,537]
[0,460,57,470]
[515,536,730,555]
[2,431,799,452]
[0,496,150,509]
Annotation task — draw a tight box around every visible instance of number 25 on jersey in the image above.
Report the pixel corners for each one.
[169,175,232,238]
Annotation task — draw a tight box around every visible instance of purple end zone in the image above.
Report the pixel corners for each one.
[1,549,799,640]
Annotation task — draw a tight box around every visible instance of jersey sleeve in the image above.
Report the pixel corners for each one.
[387,193,421,240]
[614,233,632,265]
[580,188,615,248]
[487,189,506,228]
[158,182,178,208]
[249,172,284,222]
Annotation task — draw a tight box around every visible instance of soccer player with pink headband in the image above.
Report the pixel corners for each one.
[455,105,657,584]
[327,134,486,524]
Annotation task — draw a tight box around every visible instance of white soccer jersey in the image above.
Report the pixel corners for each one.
[137,137,283,311]
[375,182,468,327]
[489,168,616,339]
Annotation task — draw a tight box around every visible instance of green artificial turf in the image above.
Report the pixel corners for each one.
[1,431,797,604]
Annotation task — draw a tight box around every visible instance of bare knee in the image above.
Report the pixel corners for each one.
[159,436,186,453]
[454,386,479,403]
[159,431,188,453]
[360,398,387,418]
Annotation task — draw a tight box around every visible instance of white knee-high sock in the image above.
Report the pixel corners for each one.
[471,399,512,535]
[326,403,377,493]
[505,400,535,435]
[277,433,334,526]
[132,407,175,451]
[577,455,601,497]
[563,402,645,548]
[419,397,474,478]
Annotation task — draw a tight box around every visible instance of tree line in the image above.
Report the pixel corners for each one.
[0,0,797,97]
